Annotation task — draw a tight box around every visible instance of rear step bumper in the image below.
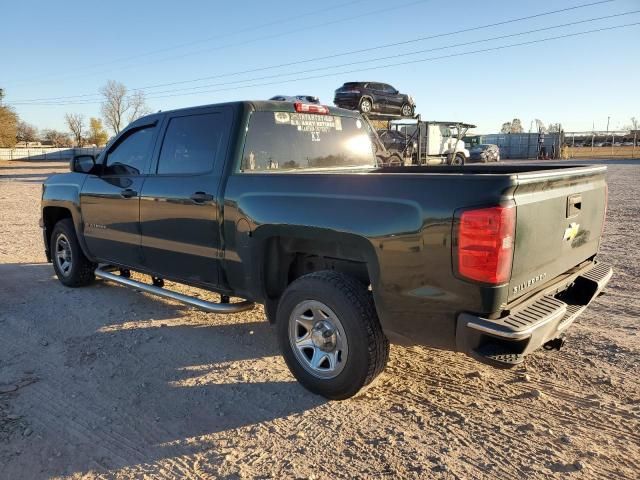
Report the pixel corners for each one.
[456,261,612,368]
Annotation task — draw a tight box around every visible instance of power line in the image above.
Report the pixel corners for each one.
[6,0,428,89]
[9,13,638,106]
[8,0,615,103]
[11,23,639,108]
[115,22,640,101]
[4,0,368,87]
[79,11,640,98]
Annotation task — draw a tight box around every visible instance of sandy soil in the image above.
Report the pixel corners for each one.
[0,159,638,479]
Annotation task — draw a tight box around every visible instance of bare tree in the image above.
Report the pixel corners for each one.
[65,113,85,146]
[500,122,512,134]
[100,80,127,135]
[100,80,151,135]
[127,90,151,124]
[43,129,72,147]
[16,120,39,144]
[534,119,546,133]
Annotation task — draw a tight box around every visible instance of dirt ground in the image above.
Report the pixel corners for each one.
[0,159,638,480]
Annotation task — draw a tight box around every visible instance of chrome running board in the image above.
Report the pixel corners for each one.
[95,266,254,314]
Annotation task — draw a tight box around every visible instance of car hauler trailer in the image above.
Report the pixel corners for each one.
[361,113,475,166]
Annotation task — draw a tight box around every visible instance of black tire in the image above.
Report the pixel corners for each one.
[264,297,279,324]
[359,97,372,114]
[450,153,465,166]
[50,218,96,287]
[387,153,403,167]
[401,103,414,117]
[276,271,389,400]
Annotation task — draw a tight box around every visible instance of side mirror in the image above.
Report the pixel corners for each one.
[70,154,96,174]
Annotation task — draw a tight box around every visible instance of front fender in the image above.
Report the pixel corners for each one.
[42,173,94,261]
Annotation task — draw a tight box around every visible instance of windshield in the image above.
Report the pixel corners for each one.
[240,111,376,172]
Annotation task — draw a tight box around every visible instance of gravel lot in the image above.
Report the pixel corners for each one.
[1,159,638,479]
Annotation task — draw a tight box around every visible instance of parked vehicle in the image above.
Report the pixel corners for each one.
[389,120,474,165]
[41,100,612,400]
[469,143,500,162]
[270,95,320,104]
[334,82,415,117]
[376,129,416,159]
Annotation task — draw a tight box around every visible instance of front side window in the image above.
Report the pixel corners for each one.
[104,127,156,176]
[157,113,225,175]
[440,126,452,138]
[240,111,376,173]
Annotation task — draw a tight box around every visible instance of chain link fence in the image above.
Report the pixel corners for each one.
[563,130,638,159]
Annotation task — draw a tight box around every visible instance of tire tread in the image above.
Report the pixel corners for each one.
[281,271,389,397]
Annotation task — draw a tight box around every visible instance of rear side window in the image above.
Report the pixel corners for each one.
[240,111,376,173]
[157,113,225,175]
[104,126,156,176]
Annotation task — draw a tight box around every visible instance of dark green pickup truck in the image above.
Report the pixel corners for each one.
[41,101,612,399]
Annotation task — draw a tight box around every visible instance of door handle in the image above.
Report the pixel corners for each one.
[120,188,137,198]
[190,192,213,203]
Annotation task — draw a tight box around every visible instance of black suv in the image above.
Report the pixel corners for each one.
[334,82,415,117]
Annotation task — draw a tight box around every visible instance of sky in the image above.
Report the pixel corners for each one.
[1,0,638,134]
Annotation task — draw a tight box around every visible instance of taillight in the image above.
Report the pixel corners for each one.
[456,205,515,284]
[294,102,329,114]
[341,89,360,94]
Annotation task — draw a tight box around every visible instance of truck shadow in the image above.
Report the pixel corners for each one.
[0,263,325,478]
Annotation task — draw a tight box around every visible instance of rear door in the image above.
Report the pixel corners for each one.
[139,106,233,286]
[508,167,607,302]
[80,122,159,267]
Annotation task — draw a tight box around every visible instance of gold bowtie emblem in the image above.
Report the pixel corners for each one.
[563,222,580,241]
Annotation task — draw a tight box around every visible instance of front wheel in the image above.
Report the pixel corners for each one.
[51,219,96,287]
[401,103,414,117]
[276,271,389,400]
[450,153,465,166]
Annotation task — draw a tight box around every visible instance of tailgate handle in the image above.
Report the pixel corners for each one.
[567,194,582,218]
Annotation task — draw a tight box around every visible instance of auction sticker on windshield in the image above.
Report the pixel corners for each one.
[273,112,342,133]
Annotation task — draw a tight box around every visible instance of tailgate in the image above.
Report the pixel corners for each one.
[508,165,607,303]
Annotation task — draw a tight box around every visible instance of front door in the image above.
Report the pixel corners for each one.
[383,84,403,112]
[80,123,158,267]
[139,107,232,286]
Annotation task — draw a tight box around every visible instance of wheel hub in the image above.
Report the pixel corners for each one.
[288,300,349,379]
[310,320,337,352]
[55,234,72,275]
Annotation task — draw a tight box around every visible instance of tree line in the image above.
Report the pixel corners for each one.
[0,80,150,148]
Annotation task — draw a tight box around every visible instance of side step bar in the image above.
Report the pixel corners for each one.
[95,266,255,314]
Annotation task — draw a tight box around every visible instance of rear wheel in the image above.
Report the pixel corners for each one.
[359,98,372,114]
[387,153,403,167]
[51,219,96,287]
[276,271,389,400]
